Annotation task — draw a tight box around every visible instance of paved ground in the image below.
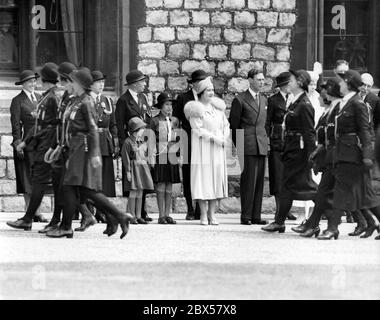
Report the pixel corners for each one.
[0,212,379,300]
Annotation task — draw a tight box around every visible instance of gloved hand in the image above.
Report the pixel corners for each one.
[363,158,374,169]
[15,141,26,160]
[44,148,54,163]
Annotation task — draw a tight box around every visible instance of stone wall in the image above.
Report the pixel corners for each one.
[137,0,297,109]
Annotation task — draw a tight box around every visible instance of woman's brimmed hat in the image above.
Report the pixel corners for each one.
[15,70,40,85]
[338,70,363,91]
[154,93,174,109]
[58,62,77,80]
[125,70,147,86]
[128,117,146,133]
[91,70,106,82]
[70,69,93,90]
[290,69,311,90]
[188,69,208,84]
[275,71,291,88]
[321,78,343,98]
[40,62,59,84]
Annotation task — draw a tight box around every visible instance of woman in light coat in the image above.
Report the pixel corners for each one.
[184,77,230,225]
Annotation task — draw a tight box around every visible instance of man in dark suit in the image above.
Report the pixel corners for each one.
[9,70,47,223]
[115,70,153,222]
[173,69,208,220]
[229,68,269,225]
[360,73,380,132]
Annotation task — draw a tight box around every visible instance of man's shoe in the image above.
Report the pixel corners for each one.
[252,219,268,225]
[38,223,59,234]
[185,212,195,220]
[317,229,339,240]
[34,214,48,223]
[74,216,97,232]
[240,219,251,225]
[158,217,168,224]
[46,227,74,238]
[287,213,297,220]
[7,219,32,231]
[137,218,148,224]
[261,222,285,233]
[143,214,153,222]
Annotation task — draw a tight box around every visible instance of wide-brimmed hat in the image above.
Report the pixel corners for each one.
[154,93,174,109]
[91,70,106,82]
[40,62,59,84]
[70,70,93,90]
[15,70,40,85]
[338,70,363,90]
[128,117,146,133]
[193,76,213,94]
[188,69,208,84]
[58,62,77,80]
[321,78,343,98]
[290,69,311,90]
[275,71,291,88]
[124,70,147,86]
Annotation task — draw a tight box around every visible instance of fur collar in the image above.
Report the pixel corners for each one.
[184,97,226,119]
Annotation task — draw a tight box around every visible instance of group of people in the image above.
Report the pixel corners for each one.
[5,58,380,240]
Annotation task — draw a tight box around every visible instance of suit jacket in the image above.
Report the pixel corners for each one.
[364,92,380,131]
[10,90,41,147]
[334,93,373,164]
[229,90,268,156]
[173,89,195,134]
[265,91,287,151]
[115,90,151,145]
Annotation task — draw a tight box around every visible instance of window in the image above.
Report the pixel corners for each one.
[0,0,18,70]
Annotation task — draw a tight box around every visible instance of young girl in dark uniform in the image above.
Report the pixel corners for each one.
[46,70,133,239]
[150,93,181,224]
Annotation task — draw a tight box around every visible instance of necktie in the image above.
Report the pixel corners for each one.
[31,93,37,104]
[285,94,290,109]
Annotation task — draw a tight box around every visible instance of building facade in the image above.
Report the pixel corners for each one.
[0,0,379,211]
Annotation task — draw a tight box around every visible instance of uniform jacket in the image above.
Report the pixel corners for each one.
[283,92,316,157]
[93,94,118,156]
[265,91,287,151]
[363,92,380,132]
[334,93,373,165]
[115,90,151,145]
[10,90,41,147]
[173,89,195,134]
[229,90,268,156]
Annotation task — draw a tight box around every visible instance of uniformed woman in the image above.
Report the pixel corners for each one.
[317,70,380,240]
[45,70,133,239]
[262,70,318,233]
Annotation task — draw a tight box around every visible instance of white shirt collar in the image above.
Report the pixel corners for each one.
[192,88,198,101]
[340,92,356,110]
[248,88,259,99]
[23,89,36,102]
[129,89,139,104]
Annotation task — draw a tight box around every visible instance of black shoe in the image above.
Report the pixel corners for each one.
[261,222,285,233]
[185,212,195,220]
[118,213,133,239]
[240,219,251,225]
[375,235,380,240]
[105,215,119,236]
[166,216,177,224]
[143,215,153,222]
[360,225,379,238]
[7,219,32,231]
[33,214,48,223]
[46,227,74,238]
[252,219,268,225]
[38,222,59,234]
[137,218,148,225]
[317,229,339,240]
[158,217,168,224]
[300,226,320,238]
[348,225,367,236]
[75,216,97,232]
[291,221,308,234]
[287,213,297,220]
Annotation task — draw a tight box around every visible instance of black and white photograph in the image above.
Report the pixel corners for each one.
[0,0,379,306]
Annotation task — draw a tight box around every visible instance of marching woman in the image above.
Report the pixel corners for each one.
[150,93,181,224]
[262,70,318,233]
[46,70,133,239]
[184,77,230,225]
[317,70,380,240]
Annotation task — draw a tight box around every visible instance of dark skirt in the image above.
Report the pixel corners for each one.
[101,155,116,197]
[31,160,52,185]
[361,167,380,209]
[123,160,154,192]
[63,135,102,192]
[280,148,318,200]
[13,149,33,194]
[152,152,181,184]
[268,150,283,195]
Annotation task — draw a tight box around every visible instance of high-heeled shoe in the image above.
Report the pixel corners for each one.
[300,226,320,238]
[261,222,285,233]
[348,225,367,236]
[7,219,32,231]
[317,229,339,240]
[360,225,379,238]
[119,213,134,239]
[291,221,308,234]
[105,214,119,237]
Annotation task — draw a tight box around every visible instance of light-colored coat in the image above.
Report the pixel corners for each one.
[184,97,230,200]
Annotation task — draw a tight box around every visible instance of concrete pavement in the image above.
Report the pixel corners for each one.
[0,212,379,300]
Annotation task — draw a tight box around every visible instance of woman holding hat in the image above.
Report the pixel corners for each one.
[121,117,154,224]
[46,70,133,239]
[150,93,181,224]
[184,77,230,225]
[266,71,297,221]
[7,63,63,232]
[263,69,318,234]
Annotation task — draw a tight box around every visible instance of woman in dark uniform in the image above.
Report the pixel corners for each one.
[45,70,133,239]
[9,70,47,222]
[262,70,318,233]
[266,71,296,220]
